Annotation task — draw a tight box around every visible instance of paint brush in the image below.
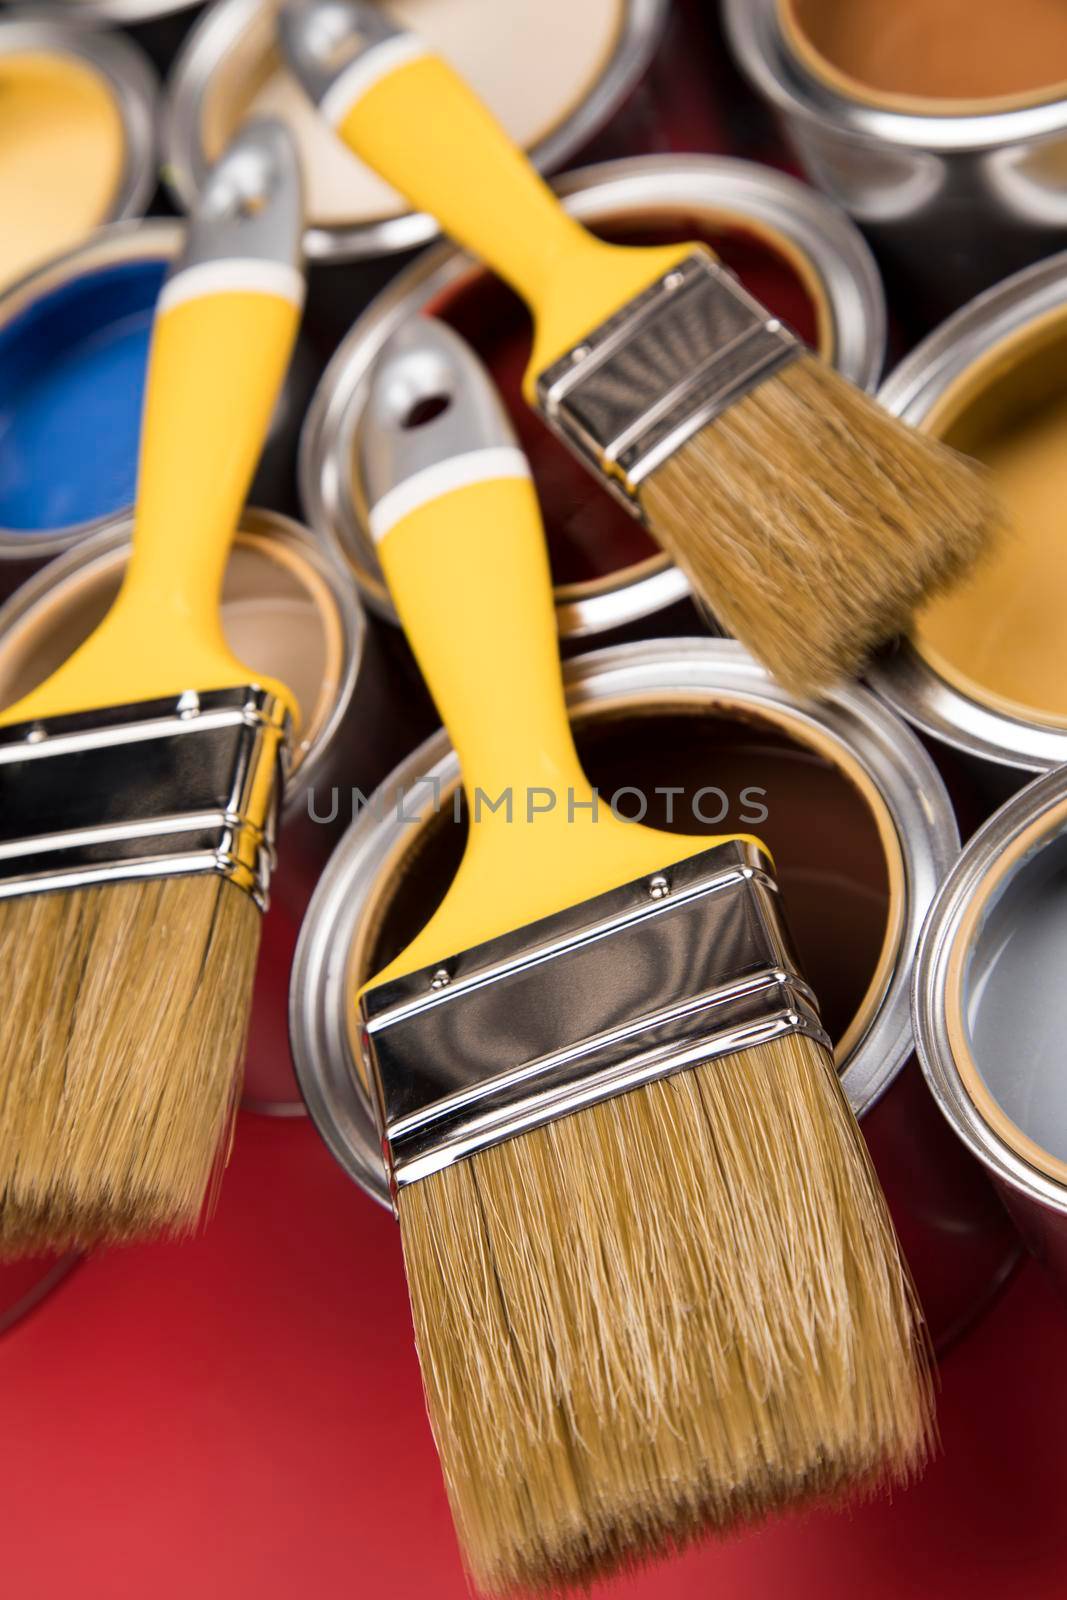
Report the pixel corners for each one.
[280,0,1000,695]
[354,315,933,1595]
[0,119,305,1257]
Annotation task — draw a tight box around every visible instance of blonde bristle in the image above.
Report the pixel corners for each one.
[0,876,259,1257]
[400,1035,934,1596]
[641,354,1002,695]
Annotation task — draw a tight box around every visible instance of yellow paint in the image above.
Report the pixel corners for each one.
[0,51,125,291]
[914,310,1067,724]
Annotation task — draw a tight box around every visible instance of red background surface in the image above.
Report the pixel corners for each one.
[1,1111,1063,1600]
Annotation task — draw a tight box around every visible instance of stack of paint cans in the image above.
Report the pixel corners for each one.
[7,0,1067,1555]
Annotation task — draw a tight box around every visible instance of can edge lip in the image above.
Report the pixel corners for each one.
[913,763,1067,1215]
[290,636,957,1210]
[871,247,1067,772]
[161,0,670,260]
[0,507,366,818]
[297,152,886,640]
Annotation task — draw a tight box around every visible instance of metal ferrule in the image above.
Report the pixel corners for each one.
[360,838,829,1194]
[0,688,291,911]
[537,250,800,514]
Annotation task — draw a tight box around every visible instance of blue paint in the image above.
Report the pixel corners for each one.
[0,259,166,533]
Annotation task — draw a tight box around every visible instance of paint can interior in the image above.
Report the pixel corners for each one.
[779,0,1067,111]
[291,640,1017,1351]
[0,510,366,1114]
[165,0,668,261]
[916,768,1067,1296]
[301,155,885,640]
[871,251,1067,803]
[0,19,157,297]
[0,222,315,595]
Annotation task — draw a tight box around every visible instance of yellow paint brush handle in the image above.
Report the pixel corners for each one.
[360,320,755,985]
[280,2,691,397]
[1,120,305,728]
[363,334,585,807]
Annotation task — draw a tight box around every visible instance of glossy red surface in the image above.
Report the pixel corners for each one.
[0,1112,1062,1600]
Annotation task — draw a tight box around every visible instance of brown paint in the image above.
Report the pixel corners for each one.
[364,703,892,1051]
[424,216,825,590]
[783,0,1067,110]
[913,307,1067,725]
[0,532,343,770]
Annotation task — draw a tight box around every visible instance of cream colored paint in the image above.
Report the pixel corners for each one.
[205,0,622,227]
[0,52,124,291]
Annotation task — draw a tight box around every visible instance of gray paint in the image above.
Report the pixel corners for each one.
[966,831,1067,1163]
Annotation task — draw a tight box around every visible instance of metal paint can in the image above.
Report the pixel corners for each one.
[0,17,157,293]
[291,638,1018,1352]
[915,766,1067,1298]
[299,155,886,641]
[0,509,366,1114]
[869,252,1067,811]
[164,0,669,263]
[723,0,1067,321]
[0,220,316,600]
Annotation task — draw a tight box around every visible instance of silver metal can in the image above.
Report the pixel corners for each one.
[299,154,886,641]
[164,0,669,263]
[0,509,366,1114]
[869,251,1067,805]
[915,765,1067,1297]
[723,0,1067,319]
[0,220,316,598]
[291,638,1018,1351]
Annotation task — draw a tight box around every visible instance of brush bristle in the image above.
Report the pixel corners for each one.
[640,354,1001,694]
[399,1034,934,1596]
[0,876,259,1257]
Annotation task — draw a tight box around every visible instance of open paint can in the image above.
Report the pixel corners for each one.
[0,17,157,297]
[0,220,313,600]
[916,766,1067,1298]
[724,0,1067,319]
[0,510,366,1113]
[164,0,668,262]
[870,252,1067,807]
[300,155,885,640]
[291,638,1018,1352]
